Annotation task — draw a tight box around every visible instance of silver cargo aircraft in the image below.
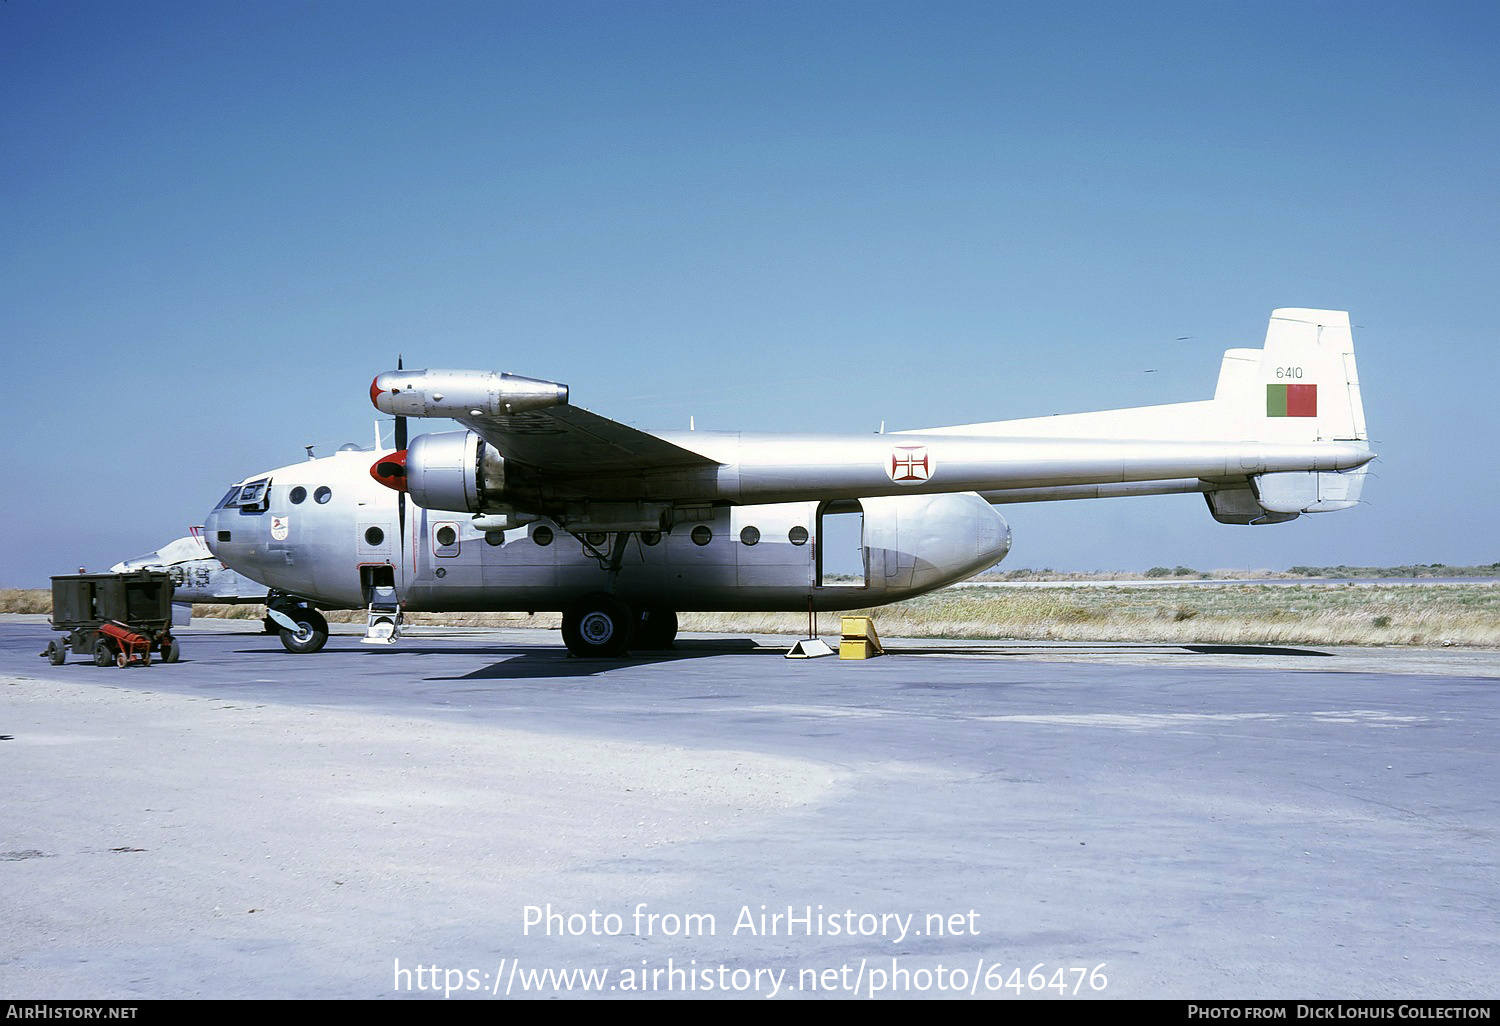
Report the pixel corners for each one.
[204,309,1373,656]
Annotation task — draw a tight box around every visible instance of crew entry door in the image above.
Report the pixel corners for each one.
[816,500,867,588]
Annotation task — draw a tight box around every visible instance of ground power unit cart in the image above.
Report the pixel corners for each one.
[44,571,181,667]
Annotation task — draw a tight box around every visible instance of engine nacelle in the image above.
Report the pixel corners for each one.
[400,430,508,513]
[370,369,567,419]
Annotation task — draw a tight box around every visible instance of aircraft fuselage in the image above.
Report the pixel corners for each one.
[205,448,1012,617]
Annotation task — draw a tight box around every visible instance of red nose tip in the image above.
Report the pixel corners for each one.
[370,450,408,492]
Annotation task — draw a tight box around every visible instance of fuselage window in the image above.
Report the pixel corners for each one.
[289,486,307,504]
[435,525,458,547]
[315,486,332,504]
[585,532,607,547]
[640,531,661,546]
[484,531,505,547]
[740,526,760,546]
[691,525,712,546]
[788,526,809,546]
[364,527,385,546]
[533,526,554,546]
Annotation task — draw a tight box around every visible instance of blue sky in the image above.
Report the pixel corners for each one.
[3,0,1497,587]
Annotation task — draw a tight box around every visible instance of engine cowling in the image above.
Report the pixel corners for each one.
[371,430,506,513]
[370,369,567,418]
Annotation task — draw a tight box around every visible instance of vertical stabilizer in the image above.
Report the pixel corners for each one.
[1256,308,1366,443]
[1205,309,1371,521]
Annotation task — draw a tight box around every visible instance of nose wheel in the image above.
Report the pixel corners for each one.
[276,606,330,654]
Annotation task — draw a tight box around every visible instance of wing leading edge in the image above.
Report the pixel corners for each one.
[371,368,719,477]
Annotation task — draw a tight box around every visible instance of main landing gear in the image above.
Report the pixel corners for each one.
[560,593,678,658]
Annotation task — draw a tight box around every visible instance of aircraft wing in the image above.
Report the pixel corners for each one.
[457,403,718,476]
[370,368,718,478]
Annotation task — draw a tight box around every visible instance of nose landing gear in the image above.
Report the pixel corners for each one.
[267,595,330,654]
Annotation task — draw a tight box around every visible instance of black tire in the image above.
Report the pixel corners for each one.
[278,608,329,654]
[561,593,635,658]
[46,639,66,665]
[159,637,181,663]
[93,638,113,667]
[634,609,679,650]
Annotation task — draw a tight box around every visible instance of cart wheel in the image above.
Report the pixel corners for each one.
[93,638,113,667]
[46,640,66,665]
[115,649,127,668]
[141,647,151,667]
[160,638,181,663]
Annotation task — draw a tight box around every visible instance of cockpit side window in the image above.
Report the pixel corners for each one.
[219,477,272,513]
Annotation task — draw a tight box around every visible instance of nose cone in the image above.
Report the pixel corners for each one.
[370,372,410,415]
[370,450,408,492]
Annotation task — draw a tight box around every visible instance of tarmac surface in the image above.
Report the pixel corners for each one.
[1,616,1497,999]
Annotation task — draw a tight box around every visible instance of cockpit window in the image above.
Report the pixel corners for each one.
[217,477,272,513]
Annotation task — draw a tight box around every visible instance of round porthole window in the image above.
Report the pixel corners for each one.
[585,532,607,547]
[740,526,760,546]
[640,531,661,546]
[691,525,712,546]
[364,527,384,546]
[289,486,307,504]
[533,526,554,546]
[314,486,332,504]
[788,526,809,546]
[485,531,504,547]
[436,525,458,547]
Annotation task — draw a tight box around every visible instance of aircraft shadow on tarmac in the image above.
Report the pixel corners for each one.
[384,638,771,681]
[228,636,1332,684]
[1181,644,1332,657]
[261,638,1332,683]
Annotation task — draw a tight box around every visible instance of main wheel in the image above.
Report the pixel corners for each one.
[561,593,635,658]
[278,608,329,654]
[634,609,679,650]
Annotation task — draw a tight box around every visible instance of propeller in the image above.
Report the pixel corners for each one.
[394,355,408,582]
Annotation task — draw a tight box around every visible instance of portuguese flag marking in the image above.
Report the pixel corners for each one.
[1266,383,1317,418]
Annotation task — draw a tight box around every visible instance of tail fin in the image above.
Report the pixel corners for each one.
[1214,308,1367,444]
[1205,308,1371,523]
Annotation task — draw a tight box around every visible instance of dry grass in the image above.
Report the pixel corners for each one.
[0,589,53,615]
[6,583,1498,648]
[808,583,1500,648]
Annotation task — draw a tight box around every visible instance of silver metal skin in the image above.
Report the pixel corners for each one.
[207,308,1373,654]
[206,448,1011,615]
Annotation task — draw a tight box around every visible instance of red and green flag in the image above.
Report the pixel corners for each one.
[1266,383,1317,418]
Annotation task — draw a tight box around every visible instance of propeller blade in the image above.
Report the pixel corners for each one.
[394,353,407,451]
[395,354,408,594]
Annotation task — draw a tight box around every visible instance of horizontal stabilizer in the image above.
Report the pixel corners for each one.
[1204,464,1370,524]
[1254,465,1369,514]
